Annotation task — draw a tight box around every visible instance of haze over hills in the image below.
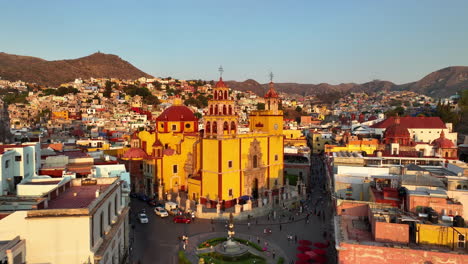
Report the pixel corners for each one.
[0,52,152,86]
[227,66,468,99]
[0,52,466,99]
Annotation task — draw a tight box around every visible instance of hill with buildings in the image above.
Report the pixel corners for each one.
[227,66,468,99]
[0,52,152,86]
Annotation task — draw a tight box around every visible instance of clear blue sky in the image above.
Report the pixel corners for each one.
[2,0,467,84]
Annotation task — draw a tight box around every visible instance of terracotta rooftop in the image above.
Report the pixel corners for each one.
[371,116,446,129]
[47,184,111,209]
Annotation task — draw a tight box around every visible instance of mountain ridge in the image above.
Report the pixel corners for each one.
[0,52,152,86]
[0,52,466,98]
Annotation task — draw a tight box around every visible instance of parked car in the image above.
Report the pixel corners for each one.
[173,215,191,224]
[138,194,150,202]
[154,207,169,218]
[147,199,158,206]
[138,213,149,224]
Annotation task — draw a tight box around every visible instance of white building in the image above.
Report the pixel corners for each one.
[0,177,129,264]
[0,142,40,195]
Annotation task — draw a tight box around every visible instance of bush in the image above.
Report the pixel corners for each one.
[178,250,190,264]
[198,237,227,248]
[277,257,285,264]
[233,238,263,252]
[198,252,266,263]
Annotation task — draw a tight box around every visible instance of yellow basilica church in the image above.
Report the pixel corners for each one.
[130,77,284,203]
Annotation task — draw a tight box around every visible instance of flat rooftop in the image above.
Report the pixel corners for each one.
[47,184,111,209]
[22,180,62,185]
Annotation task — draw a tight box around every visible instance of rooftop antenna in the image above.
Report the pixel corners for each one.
[218,65,224,78]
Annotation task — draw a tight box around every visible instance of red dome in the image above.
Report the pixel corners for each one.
[432,131,455,148]
[122,148,149,160]
[156,105,198,122]
[215,77,227,88]
[265,82,279,98]
[384,123,410,138]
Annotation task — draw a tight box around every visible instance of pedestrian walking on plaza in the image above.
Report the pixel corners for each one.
[248,222,251,229]
[257,236,260,244]
[279,224,282,231]
[294,235,297,243]
[272,249,276,259]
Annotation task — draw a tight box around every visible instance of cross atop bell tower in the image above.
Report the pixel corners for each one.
[218,65,224,78]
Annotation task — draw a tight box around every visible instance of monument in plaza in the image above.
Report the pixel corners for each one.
[215,213,247,256]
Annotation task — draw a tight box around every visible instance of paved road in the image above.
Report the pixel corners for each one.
[130,154,335,264]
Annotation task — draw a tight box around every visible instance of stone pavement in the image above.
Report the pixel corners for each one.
[184,231,288,263]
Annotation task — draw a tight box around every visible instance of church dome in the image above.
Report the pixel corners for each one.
[384,124,410,138]
[384,116,410,138]
[156,105,198,122]
[432,130,455,148]
[265,82,279,98]
[215,77,227,88]
[122,147,149,160]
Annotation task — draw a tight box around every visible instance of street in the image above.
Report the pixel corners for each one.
[130,154,335,264]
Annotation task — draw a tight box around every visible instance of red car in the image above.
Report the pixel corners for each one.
[173,216,191,224]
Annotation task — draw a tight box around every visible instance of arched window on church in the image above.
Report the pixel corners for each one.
[219,91,223,99]
[253,155,258,168]
[445,152,449,158]
[214,92,218,100]
[209,105,213,115]
[215,105,219,115]
[206,121,211,133]
[456,184,462,189]
[223,121,229,132]
[231,121,236,132]
[224,90,228,99]
[213,122,217,133]
[229,105,232,115]
[223,105,227,115]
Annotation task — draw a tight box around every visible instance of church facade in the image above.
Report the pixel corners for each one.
[128,78,284,203]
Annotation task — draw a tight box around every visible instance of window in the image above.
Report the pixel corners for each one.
[26,154,30,164]
[253,155,258,168]
[15,156,21,162]
[5,160,9,168]
[100,212,104,237]
[164,144,169,149]
[108,203,112,225]
[275,154,278,161]
[274,179,278,186]
[228,189,233,197]
[172,124,177,131]
[160,123,164,128]
[228,161,233,168]
[115,194,119,215]
[458,234,465,248]
[173,165,178,174]
[185,123,190,128]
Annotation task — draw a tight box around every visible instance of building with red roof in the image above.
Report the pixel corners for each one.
[371,116,457,145]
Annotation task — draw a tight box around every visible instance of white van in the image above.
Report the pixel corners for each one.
[165,202,179,215]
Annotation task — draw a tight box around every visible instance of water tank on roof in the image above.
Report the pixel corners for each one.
[428,211,439,224]
[453,216,466,227]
